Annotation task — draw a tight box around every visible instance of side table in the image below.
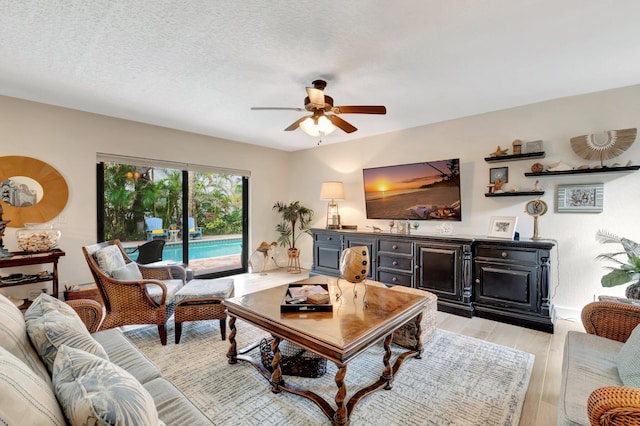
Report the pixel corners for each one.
[0,249,66,309]
[168,229,179,242]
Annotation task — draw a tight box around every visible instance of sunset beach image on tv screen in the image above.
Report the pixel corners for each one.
[362,159,461,221]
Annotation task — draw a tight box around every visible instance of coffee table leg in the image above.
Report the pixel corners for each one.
[333,363,348,425]
[226,315,237,364]
[381,333,394,390]
[270,336,284,393]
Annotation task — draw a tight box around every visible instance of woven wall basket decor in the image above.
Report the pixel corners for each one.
[570,128,637,167]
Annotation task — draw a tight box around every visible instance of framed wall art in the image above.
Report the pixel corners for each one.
[556,183,604,213]
[487,216,518,239]
[489,167,508,184]
[525,140,543,153]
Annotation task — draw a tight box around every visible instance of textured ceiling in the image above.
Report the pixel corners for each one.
[2,1,640,151]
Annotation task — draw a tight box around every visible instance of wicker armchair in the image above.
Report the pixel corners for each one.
[66,299,105,333]
[581,301,640,425]
[82,240,187,345]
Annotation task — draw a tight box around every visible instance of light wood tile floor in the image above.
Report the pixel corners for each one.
[230,268,585,426]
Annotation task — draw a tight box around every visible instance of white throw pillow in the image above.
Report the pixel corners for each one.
[53,345,163,426]
[617,323,640,387]
[94,244,126,275]
[25,293,108,373]
[112,261,143,281]
[0,346,66,425]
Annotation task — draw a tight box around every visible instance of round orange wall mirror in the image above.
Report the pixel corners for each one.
[0,156,69,227]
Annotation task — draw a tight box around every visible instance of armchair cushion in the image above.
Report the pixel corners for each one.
[0,346,66,425]
[112,262,143,281]
[53,345,162,426]
[94,244,126,275]
[617,324,640,387]
[146,279,184,305]
[25,294,108,373]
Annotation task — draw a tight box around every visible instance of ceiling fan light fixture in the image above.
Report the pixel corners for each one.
[299,115,336,137]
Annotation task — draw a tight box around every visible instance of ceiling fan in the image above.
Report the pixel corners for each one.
[251,79,387,136]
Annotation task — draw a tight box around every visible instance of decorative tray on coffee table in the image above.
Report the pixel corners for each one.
[280,283,333,312]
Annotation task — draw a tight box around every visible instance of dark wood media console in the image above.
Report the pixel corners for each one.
[311,228,555,333]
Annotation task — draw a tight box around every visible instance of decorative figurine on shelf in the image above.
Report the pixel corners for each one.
[533,180,542,192]
[512,139,523,155]
[490,146,509,157]
[493,178,505,192]
[531,162,544,173]
[0,204,12,258]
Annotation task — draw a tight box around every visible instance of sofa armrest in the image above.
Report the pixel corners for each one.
[588,385,640,425]
[581,301,640,343]
[66,299,105,333]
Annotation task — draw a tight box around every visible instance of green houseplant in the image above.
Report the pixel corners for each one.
[596,230,640,299]
[272,201,314,251]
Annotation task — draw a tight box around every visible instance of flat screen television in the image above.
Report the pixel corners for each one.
[362,158,461,221]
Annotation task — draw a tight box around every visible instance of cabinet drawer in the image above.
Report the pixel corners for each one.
[314,231,341,246]
[475,246,537,264]
[378,239,412,255]
[378,271,412,287]
[378,255,412,272]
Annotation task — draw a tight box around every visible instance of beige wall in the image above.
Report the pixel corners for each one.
[0,95,290,298]
[290,84,640,319]
[2,84,639,317]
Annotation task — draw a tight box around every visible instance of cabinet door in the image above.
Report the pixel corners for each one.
[416,242,463,300]
[312,231,342,276]
[344,236,376,279]
[474,261,538,312]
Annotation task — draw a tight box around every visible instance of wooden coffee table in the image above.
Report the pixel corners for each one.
[223,275,429,425]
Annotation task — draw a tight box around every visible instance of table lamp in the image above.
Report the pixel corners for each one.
[320,181,345,229]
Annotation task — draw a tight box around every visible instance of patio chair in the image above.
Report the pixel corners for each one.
[82,239,187,345]
[181,217,203,239]
[129,239,165,264]
[145,217,168,241]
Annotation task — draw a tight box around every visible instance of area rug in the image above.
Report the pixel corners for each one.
[124,320,534,425]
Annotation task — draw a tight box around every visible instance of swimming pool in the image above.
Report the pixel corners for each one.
[158,238,243,262]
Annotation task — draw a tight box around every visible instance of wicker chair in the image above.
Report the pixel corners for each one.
[581,301,640,425]
[82,240,187,345]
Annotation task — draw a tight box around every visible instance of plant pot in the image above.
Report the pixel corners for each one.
[626,281,640,300]
[287,248,301,273]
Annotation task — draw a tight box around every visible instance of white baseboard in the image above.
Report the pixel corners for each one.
[555,305,581,322]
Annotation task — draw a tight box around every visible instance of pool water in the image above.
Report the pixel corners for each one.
[160,238,242,262]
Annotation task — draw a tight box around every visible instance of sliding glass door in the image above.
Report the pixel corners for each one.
[97,157,248,278]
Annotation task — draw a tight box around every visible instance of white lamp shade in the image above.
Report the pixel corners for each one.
[320,181,345,200]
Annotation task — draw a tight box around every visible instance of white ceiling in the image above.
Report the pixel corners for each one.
[2,1,640,152]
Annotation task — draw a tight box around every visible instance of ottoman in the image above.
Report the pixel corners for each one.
[174,278,234,344]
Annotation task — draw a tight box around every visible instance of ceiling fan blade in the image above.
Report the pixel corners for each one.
[284,116,308,131]
[332,105,387,114]
[327,115,357,133]
[305,87,325,108]
[251,107,305,111]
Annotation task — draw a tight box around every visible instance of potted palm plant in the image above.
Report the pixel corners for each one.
[273,201,314,272]
[596,230,640,299]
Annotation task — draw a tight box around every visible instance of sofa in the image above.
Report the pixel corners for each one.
[558,300,640,425]
[0,293,212,425]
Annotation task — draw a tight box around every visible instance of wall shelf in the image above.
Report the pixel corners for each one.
[525,165,640,177]
[484,152,545,162]
[484,191,545,197]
